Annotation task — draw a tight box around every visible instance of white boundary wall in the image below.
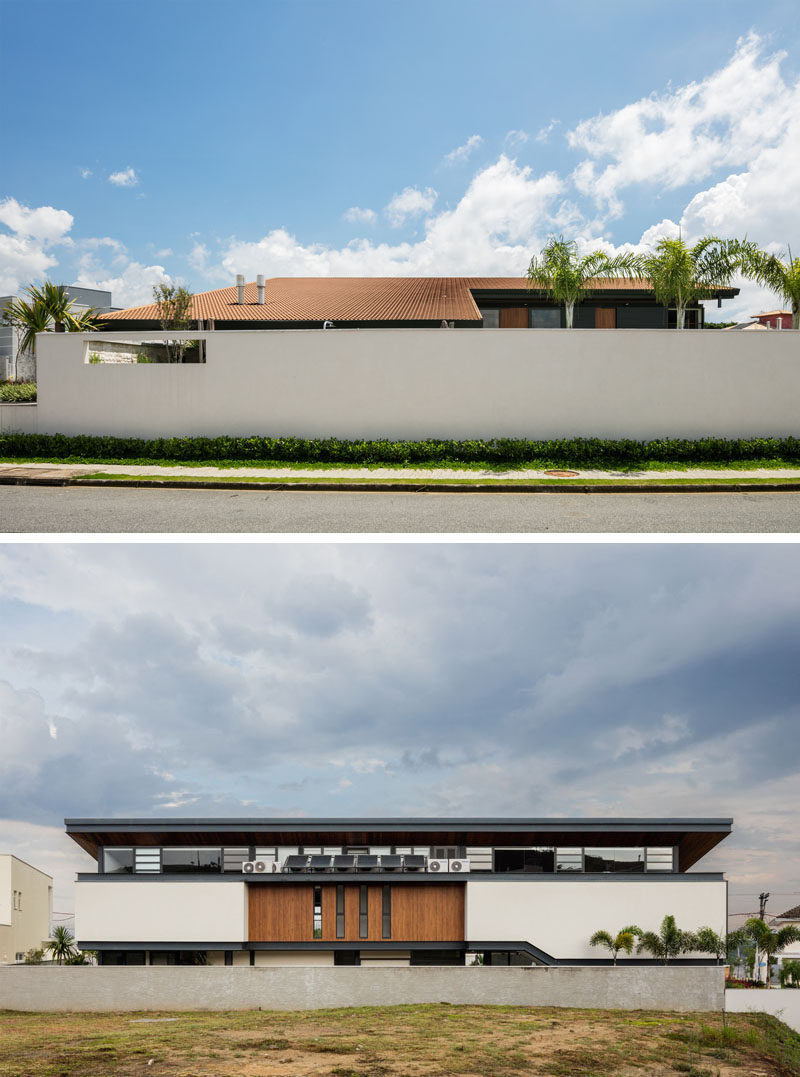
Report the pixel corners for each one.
[726,988,800,1032]
[30,329,800,440]
[0,965,724,1012]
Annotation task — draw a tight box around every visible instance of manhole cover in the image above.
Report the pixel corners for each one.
[545,470,579,477]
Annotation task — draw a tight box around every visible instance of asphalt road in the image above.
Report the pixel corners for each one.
[2,485,800,533]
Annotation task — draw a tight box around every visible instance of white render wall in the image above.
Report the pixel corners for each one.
[34,328,800,440]
[75,882,247,944]
[465,880,727,959]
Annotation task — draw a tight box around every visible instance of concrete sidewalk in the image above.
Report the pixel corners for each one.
[1,460,800,493]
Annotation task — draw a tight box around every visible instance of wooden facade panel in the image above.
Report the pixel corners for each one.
[250,883,464,943]
[248,885,313,942]
[500,307,528,328]
[594,306,617,328]
[390,884,464,941]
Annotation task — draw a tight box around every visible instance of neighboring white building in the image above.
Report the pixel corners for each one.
[0,855,53,964]
[0,285,115,381]
[66,817,731,967]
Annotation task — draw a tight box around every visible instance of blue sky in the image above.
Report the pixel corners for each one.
[0,544,798,919]
[2,0,800,318]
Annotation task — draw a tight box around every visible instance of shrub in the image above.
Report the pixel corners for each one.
[88,353,101,364]
[0,381,37,402]
[136,353,153,364]
[0,433,799,467]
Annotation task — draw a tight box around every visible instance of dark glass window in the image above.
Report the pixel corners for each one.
[336,885,345,939]
[103,848,134,874]
[359,885,368,939]
[529,307,561,328]
[479,308,500,328]
[584,848,615,872]
[313,886,322,938]
[382,886,391,940]
[493,848,554,873]
[161,848,221,874]
[613,848,645,873]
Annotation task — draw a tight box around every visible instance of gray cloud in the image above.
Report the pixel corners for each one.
[0,543,798,914]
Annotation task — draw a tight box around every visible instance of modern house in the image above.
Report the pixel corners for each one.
[65,817,731,967]
[99,277,739,332]
[1,285,116,381]
[0,855,53,964]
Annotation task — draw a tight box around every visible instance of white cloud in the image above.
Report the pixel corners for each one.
[444,134,483,164]
[0,198,73,243]
[343,206,377,225]
[0,197,74,294]
[80,168,92,179]
[384,185,438,226]
[505,129,529,147]
[74,254,170,307]
[214,157,562,279]
[568,33,794,215]
[108,167,139,188]
[535,121,558,143]
[188,241,210,272]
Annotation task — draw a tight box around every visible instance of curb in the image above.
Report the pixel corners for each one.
[2,475,800,494]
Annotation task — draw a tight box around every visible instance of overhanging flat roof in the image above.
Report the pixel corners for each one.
[64,817,732,870]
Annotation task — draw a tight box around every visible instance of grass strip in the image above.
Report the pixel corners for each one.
[74,472,800,488]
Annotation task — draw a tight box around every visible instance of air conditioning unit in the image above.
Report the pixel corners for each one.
[243,860,280,874]
[269,861,281,873]
[449,859,470,873]
[427,858,449,873]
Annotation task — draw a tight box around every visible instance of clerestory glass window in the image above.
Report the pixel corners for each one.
[493,848,555,873]
[161,848,221,874]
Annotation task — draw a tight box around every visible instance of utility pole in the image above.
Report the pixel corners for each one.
[759,892,770,920]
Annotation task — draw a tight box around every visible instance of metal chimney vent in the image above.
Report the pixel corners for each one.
[257,274,265,305]
[236,274,245,305]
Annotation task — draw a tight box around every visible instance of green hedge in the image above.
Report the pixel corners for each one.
[0,382,37,402]
[1,432,799,467]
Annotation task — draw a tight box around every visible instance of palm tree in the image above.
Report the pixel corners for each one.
[46,925,78,965]
[1,295,51,358]
[693,925,744,965]
[743,917,800,985]
[1,282,104,375]
[638,236,749,329]
[737,247,800,330]
[526,236,644,328]
[589,925,642,965]
[779,959,800,987]
[636,914,694,965]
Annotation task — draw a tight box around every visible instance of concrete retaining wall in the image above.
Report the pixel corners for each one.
[726,988,800,1032]
[34,328,800,440]
[0,965,723,1012]
[0,402,38,433]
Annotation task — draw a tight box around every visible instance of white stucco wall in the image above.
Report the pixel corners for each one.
[34,328,800,440]
[254,950,335,966]
[74,882,247,944]
[465,880,727,960]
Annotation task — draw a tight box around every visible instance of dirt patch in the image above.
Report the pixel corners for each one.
[0,1005,796,1076]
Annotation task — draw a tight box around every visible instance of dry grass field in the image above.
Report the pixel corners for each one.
[1,1004,798,1077]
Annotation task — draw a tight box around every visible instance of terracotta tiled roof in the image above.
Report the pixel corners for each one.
[101,276,661,324]
[752,310,792,318]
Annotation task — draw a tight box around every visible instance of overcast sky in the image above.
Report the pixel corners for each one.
[0,542,797,921]
[2,3,800,320]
